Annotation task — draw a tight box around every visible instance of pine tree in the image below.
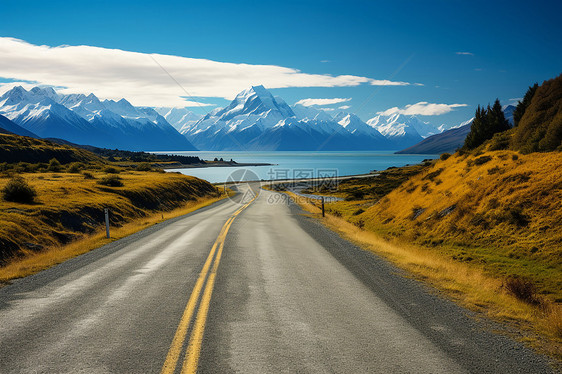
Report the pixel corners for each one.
[463,105,486,150]
[489,98,511,134]
[463,99,511,150]
[513,83,538,126]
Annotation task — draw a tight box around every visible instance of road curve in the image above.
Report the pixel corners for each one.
[0,184,555,373]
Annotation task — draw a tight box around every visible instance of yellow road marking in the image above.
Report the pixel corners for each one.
[181,217,233,374]
[160,220,230,374]
[161,190,257,374]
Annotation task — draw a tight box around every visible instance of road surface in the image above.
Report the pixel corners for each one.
[0,184,555,373]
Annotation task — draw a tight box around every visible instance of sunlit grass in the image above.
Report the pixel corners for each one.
[0,195,225,283]
[0,170,226,282]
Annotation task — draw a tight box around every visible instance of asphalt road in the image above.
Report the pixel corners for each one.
[0,184,555,373]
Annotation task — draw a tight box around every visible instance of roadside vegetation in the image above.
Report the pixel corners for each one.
[0,133,225,283]
[284,74,562,361]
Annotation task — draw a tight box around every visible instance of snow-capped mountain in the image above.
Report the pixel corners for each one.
[181,85,414,151]
[185,85,295,136]
[0,86,196,151]
[367,113,440,138]
[0,84,457,152]
[438,117,474,132]
[366,114,425,148]
[154,107,203,131]
[292,104,334,122]
[182,85,303,150]
[334,112,385,138]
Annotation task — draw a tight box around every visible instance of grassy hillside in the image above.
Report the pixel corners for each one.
[0,170,219,267]
[512,74,562,153]
[327,150,562,301]
[0,133,102,164]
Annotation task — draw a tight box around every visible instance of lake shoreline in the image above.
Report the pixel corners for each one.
[158,151,438,183]
[161,161,273,169]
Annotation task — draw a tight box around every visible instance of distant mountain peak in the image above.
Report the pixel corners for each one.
[30,86,57,97]
[1,85,28,102]
[0,85,197,151]
[196,85,295,126]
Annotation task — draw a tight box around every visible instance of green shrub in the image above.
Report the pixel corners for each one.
[440,153,451,161]
[102,166,120,174]
[2,175,37,203]
[136,162,152,171]
[97,175,123,187]
[47,158,62,172]
[345,189,365,200]
[67,162,84,173]
[473,155,492,165]
[83,172,95,179]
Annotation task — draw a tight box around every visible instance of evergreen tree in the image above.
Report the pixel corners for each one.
[463,99,511,150]
[463,105,486,150]
[489,98,511,133]
[513,83,538,126]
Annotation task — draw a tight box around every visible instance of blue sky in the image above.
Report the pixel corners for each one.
[0,0,561,127]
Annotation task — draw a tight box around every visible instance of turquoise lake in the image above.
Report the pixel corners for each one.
[154,151,438,183]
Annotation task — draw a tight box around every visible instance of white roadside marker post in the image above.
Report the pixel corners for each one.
[104,208,110,238]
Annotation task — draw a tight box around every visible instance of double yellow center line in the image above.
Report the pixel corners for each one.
[161,192,257,374]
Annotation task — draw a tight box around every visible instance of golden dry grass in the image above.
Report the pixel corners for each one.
[317,151,562,301]
[356,151,562,300]
[0,170,225,282]
[0,195,225,283]
[0,133,102,164]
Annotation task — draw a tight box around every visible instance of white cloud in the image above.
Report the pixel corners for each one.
[0,37,413,107]
[377,102,468,116]
[456,51,474,56]
[294,98,352,107]
[338,105,351,110]
[369,79,412,86]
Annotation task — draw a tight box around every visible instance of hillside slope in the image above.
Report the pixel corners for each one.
[0,133,102,164]
[0,171,218,264]
[0,114,38,138]
[512,74,562,153]
[395,124,471,154]
[349,151,562,300]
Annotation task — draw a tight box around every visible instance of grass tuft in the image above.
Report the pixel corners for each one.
[98,175,123,187]
[504,277,540,304]
[2,175,36,203]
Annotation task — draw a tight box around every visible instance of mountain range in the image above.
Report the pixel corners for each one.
[0,84,477,152]
[165,85,447,151]
[0,86,196,151]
